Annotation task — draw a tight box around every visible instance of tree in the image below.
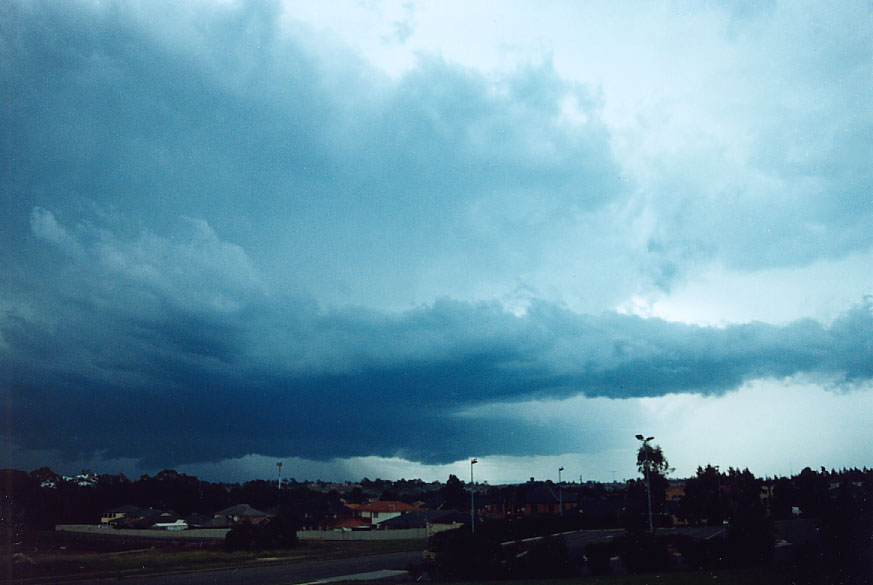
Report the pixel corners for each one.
[440,474,467,511]
[633,441,672,529]
[795,466,827,517]
[225,514,299,551]
[379,488,400,501]
[346,486,365,504]
[636,442,671,479]
[680,465,725,525]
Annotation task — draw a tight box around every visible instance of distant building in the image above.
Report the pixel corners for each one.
[101,505,150,525]
[346,501,418,526]
[214,504,269,525]
[152,519,188,531]
[666,484,685,503]
[104,507,180,529]
[379,510,467,534]
[520,484,580,517]
[184,513,233,529]
[476,483,581,519]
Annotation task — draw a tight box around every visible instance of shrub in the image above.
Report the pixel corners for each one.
[617,532,673,574]
[725,512,774,566]
[508,536,576,579]
[424,528,505,580]
[224,522,254,551]
[674,533,728,570]
[224,515,299,551]
[584,541,615,575]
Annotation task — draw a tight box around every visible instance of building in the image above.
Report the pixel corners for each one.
[213,504,269,525]
[346,501,418,527]
[101,505,151,525]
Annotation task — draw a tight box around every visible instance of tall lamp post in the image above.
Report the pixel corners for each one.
[276,461,283,512]
[470,458,478,534]
[558,467,564,517]
[635,435,655,534]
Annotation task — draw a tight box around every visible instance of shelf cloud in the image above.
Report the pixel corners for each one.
[2,0,871,479]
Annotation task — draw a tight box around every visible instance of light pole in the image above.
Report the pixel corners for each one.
[558,467,564,517]
[276,461,283,512]
[635,435,655,534]
[470,458,478,534]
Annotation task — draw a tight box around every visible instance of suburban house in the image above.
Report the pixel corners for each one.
[184,513,233,529]
[101,504,150,525]
[103,506,180,529]
[152,519,188,531]
[285,499,352,531]
[214,504,269,525]
[475,483,581,519]
[378,509,468,534]
[346,501,419,527]
[519,484,580,516]
[666,484,686,503]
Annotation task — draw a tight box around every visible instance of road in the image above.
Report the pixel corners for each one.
[71,550,423,585]
[558,525,727,554]
[43,521,815,585]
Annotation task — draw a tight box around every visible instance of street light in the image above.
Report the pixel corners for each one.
[276,461,283,512]
[635,435,655,534]
[558,467,564,517]
[470,458,478,534]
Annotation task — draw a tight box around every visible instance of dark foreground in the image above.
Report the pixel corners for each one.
[5,520,862,585]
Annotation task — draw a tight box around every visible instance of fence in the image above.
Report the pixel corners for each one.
[55,524,429,541]
[55,524,230,539]
[298,528,428,540]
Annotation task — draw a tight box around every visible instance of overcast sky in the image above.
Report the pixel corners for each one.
[2,0,872,485]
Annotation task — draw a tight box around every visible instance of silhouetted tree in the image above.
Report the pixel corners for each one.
[440,474,467,510]
[795,466,828,517]
[631,442,672,528]
[723,468,773,567]
[680,464,725,525]
[769,476,795,520]
[225,514,300,550]
[379,488,400,501]
[228,479,278,512]
[818,475,872,583]
[636,442,672,483]
[346,486,365,504]
[0,470,37,552]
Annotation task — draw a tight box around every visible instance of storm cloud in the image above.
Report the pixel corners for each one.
[1,208,870,466]
[2,1,872,477]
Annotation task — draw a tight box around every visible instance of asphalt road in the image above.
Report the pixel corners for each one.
[75,550,424,585]
[546,525,727,555]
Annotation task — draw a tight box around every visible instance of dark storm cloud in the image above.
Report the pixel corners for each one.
[2,209,872,466]
[0,0,623,312]
[2,1,873,471]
